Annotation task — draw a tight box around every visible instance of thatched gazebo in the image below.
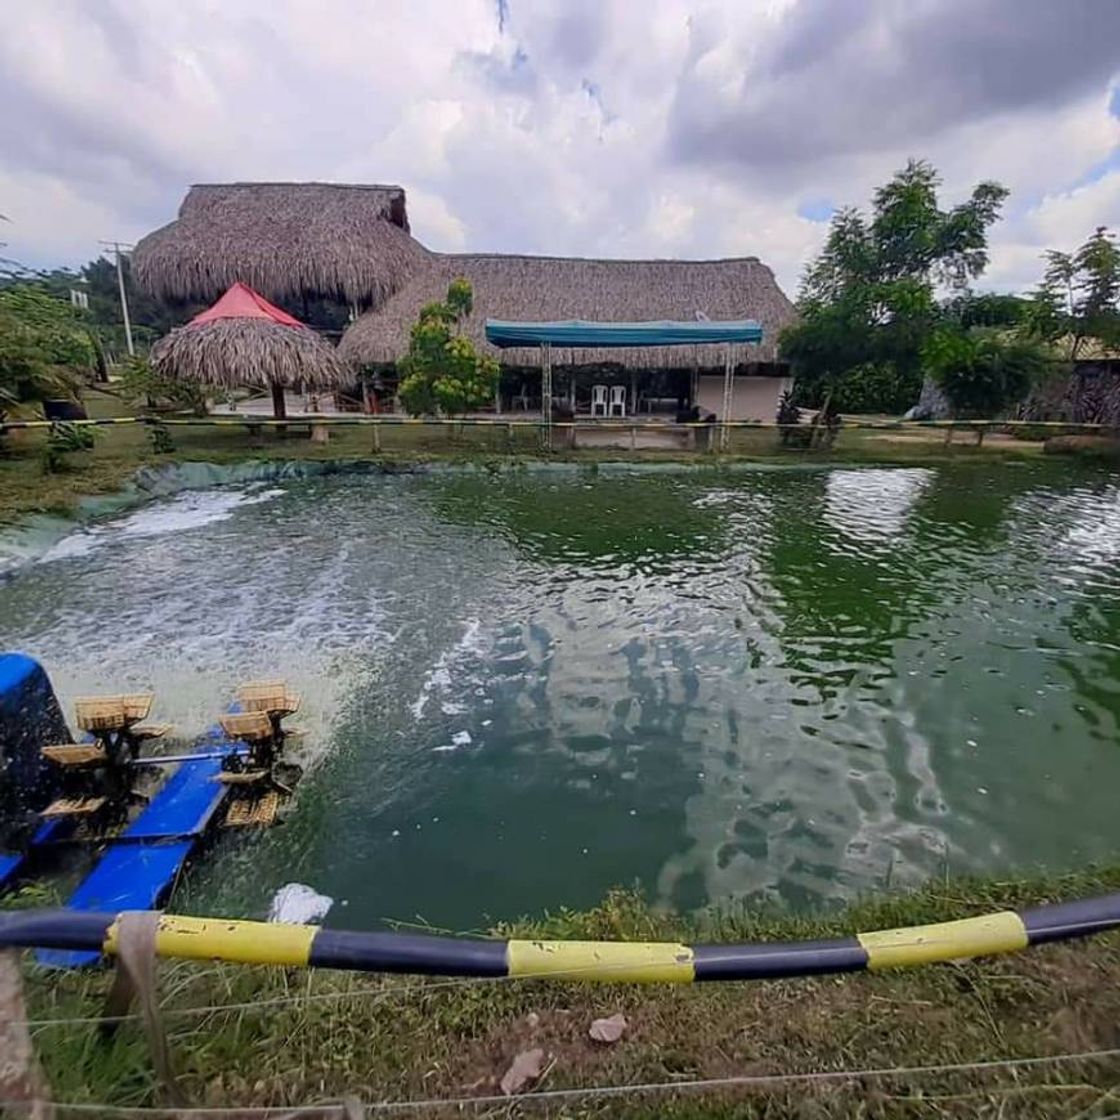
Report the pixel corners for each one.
[150,282,347,419]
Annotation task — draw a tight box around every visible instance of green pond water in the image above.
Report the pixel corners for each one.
[2,461,1119,928]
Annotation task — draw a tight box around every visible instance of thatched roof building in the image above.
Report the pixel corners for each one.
[133,183,428,307]
[150,282,347,418]
[340,254,794,370]
[134,181,797,382]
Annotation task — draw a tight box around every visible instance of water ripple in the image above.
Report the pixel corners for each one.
[2,463,1119,927]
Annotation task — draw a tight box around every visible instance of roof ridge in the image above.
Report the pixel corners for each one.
[434,252,762,265]
[189,182,405,193]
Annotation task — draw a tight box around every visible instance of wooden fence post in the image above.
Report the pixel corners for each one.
[0,951,50,1119]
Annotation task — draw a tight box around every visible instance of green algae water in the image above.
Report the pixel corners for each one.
[2,461,1119,927]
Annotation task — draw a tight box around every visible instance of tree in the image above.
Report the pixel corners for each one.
[0,284,91,419]
[397,279,499,416]
[781,160,1009,415]
[1029,226,1120,358]
[922,328,1050,440]
[942,291,1030,330]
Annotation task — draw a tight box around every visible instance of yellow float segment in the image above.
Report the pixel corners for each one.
[507,939,695,983]
[103,914,315,966]
[858,911,1028,970]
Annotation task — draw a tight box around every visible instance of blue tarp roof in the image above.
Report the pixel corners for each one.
[484,319,763,348]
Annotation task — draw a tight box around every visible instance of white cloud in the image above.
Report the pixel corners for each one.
[405,188,468,253]
[0,0,1117,299]
[0,170,148,265]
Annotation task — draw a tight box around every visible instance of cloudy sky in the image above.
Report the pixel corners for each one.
[2,0,1119,296]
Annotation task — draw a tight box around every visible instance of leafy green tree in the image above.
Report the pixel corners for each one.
[781,160,1009,414]
[0,284,91,418]
[1,255,197,364]
[397,279,499,416]
[922,328,1051,439]
[1029,226,1120,358]
[942,292,1030,330]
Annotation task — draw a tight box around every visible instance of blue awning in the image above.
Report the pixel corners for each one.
[484,319,763,348]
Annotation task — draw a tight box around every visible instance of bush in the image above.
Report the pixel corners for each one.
[147,420,175,453]
[923,329,1050,422]
[793,362,921,414]
[776,389,806,447]
[117,354,208,415]
[397,280,499,417]
[41,420,96,473]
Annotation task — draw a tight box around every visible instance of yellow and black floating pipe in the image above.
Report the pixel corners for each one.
[4,893,1120,980]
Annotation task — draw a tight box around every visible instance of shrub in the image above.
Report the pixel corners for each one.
[41,420,96,473]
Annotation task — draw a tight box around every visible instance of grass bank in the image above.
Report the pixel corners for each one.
[0,392,1050,524]
[13,866,1120,1117]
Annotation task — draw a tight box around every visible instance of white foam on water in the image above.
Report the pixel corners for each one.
[410,618,484,719]
[40,487,286,563]
[268,883,334,924]
[40,532,100,561]
[433,728,475,753]
[118,488,285,538]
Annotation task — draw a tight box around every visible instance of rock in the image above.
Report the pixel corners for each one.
[906,377,952,421]
[500,1048,546,1096]
[589,1012,628,1043]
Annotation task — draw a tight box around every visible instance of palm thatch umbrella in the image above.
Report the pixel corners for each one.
[150,282,347,419]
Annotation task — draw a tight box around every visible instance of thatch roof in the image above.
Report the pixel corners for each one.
[150,284,348,390]
[339,254,795,370]
[133,183,429,306]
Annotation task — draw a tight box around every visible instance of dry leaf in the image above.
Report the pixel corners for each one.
[500,1047,546,1096]
[589,1012,628,1043]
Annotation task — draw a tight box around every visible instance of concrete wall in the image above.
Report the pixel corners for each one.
[696,375,792,421]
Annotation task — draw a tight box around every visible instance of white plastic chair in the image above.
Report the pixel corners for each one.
[591,384,608,417]
[608,385,627,418]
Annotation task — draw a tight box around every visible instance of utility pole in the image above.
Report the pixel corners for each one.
[100,240,135,357]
